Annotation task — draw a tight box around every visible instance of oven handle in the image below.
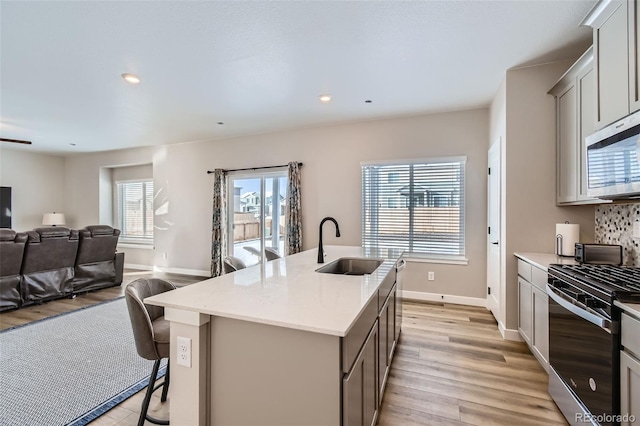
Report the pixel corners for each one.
[546,284,611,332]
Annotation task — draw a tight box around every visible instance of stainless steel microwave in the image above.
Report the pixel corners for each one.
[586,109,640,199]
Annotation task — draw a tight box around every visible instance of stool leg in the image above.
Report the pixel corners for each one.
[138,359,161,426]
[161,361,170,402]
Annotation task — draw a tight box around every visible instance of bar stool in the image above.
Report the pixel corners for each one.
[125,278,176,426]
[223,256,247,274]
[264,247,282,261]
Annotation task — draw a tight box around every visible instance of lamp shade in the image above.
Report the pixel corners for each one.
[42,212,66,226]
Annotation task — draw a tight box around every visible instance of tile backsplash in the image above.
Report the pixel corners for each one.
[595,203,640,266]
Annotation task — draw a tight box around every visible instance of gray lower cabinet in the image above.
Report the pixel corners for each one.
[378,295,389,405]
[517,258,550,372]
[343,319,378,426]
[621,312,640,425]
[343,266,401,426]
[394,279,402,345]
[531,285,549,366]
[518,277,533,345]
[620,351,640,425]
[378,285,396,404]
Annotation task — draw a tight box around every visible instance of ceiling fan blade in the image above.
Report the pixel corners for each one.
[0,138,32,145]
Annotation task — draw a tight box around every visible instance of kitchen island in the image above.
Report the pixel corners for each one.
[145,245,403,426]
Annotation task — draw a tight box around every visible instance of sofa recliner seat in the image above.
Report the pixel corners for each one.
[21,227,79,305]
[73,225,124,293]
[0,230,28,311]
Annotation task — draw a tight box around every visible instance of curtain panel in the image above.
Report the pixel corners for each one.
[211,169,228,277]
[286,162,302,255]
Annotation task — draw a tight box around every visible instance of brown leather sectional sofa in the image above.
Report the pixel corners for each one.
[0,225,124,312]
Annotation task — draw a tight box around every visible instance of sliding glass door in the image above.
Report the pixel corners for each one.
[227,171,287,266]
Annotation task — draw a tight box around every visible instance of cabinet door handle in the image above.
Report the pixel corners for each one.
[491,241,499,245]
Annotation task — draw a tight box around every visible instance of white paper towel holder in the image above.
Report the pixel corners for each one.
[555,233,565,256]
[556,221,578,257]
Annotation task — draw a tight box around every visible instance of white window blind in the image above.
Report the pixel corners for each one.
[362,158,465,256]
[116,180,154,243]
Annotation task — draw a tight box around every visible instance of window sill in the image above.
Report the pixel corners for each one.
[118,243,155,250]
[402,253,468,265]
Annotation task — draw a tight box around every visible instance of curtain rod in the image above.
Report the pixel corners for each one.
[206,163,303,174]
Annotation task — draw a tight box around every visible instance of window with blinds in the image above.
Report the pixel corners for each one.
[116,180,154,243]
[362,158,465,256]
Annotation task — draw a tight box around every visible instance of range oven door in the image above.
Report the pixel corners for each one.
[547,284,617,425]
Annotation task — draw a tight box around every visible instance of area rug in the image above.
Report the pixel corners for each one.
[0,298,166,426]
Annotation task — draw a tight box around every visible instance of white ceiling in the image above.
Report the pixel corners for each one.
[0,0,596,155]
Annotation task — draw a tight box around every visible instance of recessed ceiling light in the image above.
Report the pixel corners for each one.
[365,100,372,103]
[217,122,224,125]
[122,73,141,84]
[69,143,76,146]
[319,94,332,103]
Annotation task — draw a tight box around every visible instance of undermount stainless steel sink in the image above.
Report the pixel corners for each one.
[315,257,384,276]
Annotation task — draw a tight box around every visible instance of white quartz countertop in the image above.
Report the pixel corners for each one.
[615,300,640,319]
[144,245,400,337]
[514,252,579,271]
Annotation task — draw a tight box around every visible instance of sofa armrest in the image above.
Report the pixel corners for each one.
[114,252,125,285]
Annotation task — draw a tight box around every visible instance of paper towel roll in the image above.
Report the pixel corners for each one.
[556,223,580,257]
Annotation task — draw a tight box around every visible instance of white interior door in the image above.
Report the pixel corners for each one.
[487,142,501,318]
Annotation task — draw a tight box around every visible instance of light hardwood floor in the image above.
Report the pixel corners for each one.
[378,301,567,425]
[0,278,567,425]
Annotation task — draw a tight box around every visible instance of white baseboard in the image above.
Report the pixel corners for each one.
[124,263,154,271]
[400,290,487,308]
[498,321,523,342]
[152,266,210,277]
[124,263,210,277]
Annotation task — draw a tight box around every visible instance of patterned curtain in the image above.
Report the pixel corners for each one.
[286,162,302,255]
[211,169,228,277]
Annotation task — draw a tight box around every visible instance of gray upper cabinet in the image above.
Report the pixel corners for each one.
[549,47,601,205]
[630,0,640,112]
[556,81,577,204]
[585,0,640,129]
[578,63,596,200]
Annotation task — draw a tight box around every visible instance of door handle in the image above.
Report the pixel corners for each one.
[491,241,499,245]
[546,285,611,331]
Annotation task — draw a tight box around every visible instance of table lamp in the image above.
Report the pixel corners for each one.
[42,212,66,226]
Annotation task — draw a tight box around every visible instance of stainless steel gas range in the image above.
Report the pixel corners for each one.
[547,264,640,426]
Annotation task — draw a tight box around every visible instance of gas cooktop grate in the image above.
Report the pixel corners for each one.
[550,264,640,293]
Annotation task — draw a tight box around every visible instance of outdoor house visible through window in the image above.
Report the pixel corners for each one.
[116,180,154,244]
[227,171,288,267]
[362,157,466,258]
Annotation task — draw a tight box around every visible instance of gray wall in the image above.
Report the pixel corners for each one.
[63,108,490,297]
[490,60,597,333]
[0,147,66,231]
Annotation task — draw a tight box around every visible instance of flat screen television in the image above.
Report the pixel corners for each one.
[0,186,12,228]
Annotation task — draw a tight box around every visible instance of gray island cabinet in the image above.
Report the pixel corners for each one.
[145,246,403,426]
